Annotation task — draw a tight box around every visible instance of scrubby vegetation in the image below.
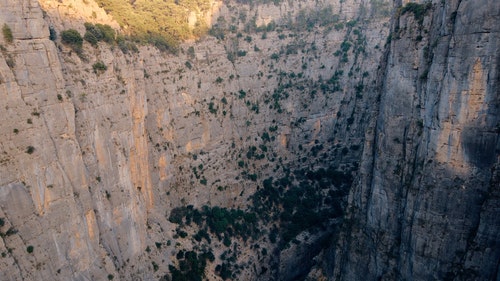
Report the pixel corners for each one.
[92,61,107,74]
[26,146,35,154]
[400,2,432,25]
[94,0,212,52]
[2,24,13,44]
[252,166,352,246]
[166,162,354,279]
[169,205,259,241]
[60,29,83,54]
[292,6,340,32]
[84,22,115,46]
[168,250,214,281]
[26,245,34,253]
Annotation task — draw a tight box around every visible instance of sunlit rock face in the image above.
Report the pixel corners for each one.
[0,0,498,280]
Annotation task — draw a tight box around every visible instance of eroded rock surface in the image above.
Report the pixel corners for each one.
[0,0,498,280]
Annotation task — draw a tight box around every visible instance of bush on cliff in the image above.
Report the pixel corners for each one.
[61,29,83,54]
[2,24,13,44]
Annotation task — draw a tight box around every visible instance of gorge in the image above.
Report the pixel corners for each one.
[0,0,498,280]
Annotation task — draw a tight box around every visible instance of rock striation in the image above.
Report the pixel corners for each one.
[329,0,500,280]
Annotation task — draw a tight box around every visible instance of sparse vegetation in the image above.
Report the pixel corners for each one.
[92,61,107,74]
[49,26,57,41]
[26,146,35,154]
[60,29,83,54]
[116,35,139,54]
[83,22,115,46]
[293,6,339,32]
[400,2,432,25]
[2,24,13,44]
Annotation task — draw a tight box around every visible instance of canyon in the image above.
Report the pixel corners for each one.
[0,0,498,280]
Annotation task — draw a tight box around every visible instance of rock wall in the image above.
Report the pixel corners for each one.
[331,0,500,280]
[0,0,498,280]
[0,0,116,280]
[0,0,393,279]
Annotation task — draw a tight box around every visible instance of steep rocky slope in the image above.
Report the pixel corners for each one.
[0,0,498,280]
[328,0,500,280]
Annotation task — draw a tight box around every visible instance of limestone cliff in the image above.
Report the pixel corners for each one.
[329,0,500,280]
[0,0,498,280]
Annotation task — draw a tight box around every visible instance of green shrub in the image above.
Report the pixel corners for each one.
[61,29,83,46]
[187,46,195,58]
[208,102,217,114]
[26,146,35,154]
[84,23,116,46]
[96,24,115,43]
[116,35,138,54]
[49,26,57,41]
[2,24,13,44]
[200,177,207,185]
[169,250,209,281]
[148,33,178,54]
[238,90,246,99]
[83,31,98,46]
[61,29,83,54]
[26,245,34,253]
[92,61,107,74]
[152,261,159,272]
[401,2,432,25]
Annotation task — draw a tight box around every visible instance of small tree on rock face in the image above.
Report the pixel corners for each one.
[49,26,57,41]
[2,24,13,44]
[92,61,107,74]
[60,29,83,54]
[84,23,116,46]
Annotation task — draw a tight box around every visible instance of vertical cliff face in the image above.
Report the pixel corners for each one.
[0,2,111,281]
[332,0,500,280]
[0,0,498,280]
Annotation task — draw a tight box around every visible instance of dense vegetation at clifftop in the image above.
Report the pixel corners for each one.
[94,0,211,49]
